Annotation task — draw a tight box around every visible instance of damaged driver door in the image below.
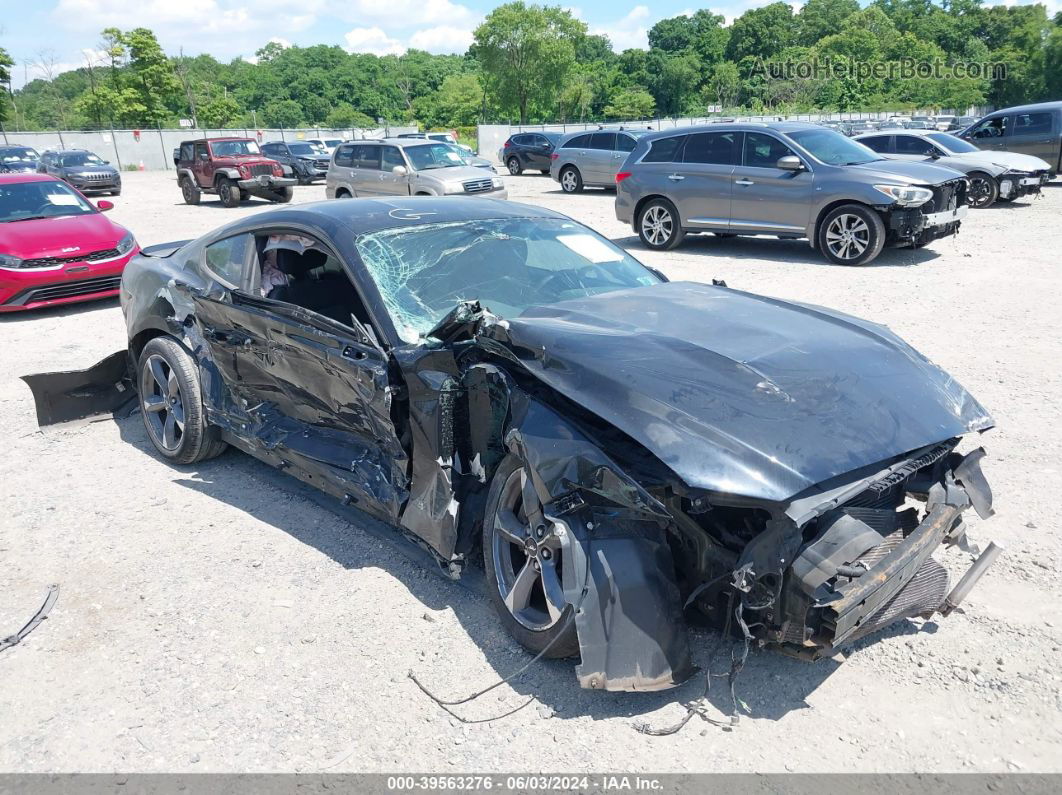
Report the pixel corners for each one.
[190,286,408,526]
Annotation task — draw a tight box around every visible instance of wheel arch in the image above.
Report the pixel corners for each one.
[633,193,678,227]
[812,198,884,240]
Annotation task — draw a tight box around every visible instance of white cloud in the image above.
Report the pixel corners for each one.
[408,26,474,54]
[591,5,651,52]
[330,0,477,28]
[343,27,406,56]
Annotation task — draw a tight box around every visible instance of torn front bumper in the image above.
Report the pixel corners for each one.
[999,172,1048,200]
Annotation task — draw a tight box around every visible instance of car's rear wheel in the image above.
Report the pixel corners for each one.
[138,337,226,465]
[559,166,583,194]
[506,156,523,176]
[967,172,998,208]
[817,204,885,266]
[637,198,685,250]
[217,177,240,208]
[483,455,579,658]
[180,177,201,205]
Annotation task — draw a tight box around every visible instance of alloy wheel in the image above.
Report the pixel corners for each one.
[825,213,870,260]
[507,157,521,175]
[141,354,186,451]
[561,170,578,192]
[642,205,673,247]
[491,468,568,631]
[968,176,993,208]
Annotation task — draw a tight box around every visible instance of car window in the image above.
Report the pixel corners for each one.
[381,146,405,170]
[194,142,208,159]
[352,145,381,170]
[615,134,638,153]
[261,144,278,156]
[642,136,685,163]
[60,152,105,167]
[355,218,661,344]
[511,135,530,146]
[180,143,194,161]
[895,136,937,156]
[970,117,1007,139]
[743,133,795,168]
[211,140,261,156]
[589,133,616,151]
[860,136,891,153]
[683,132,737,165]
[1013,112,1053,135]
[928,133,979,154]
[288,143,317,156]
[334,145,354,167]
[564,134,592,148]
[531,135,550,147]
[203,233,253,289]
[405,143,465,170]
[0,178,97,222]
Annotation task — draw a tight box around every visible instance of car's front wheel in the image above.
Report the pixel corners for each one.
[559,166,583,193]
[138,337,227,465]
[270,186,294,203]
[506,156,523,176]
[637,198,685,250]
[180,177,201,205]
[817,204,885,266]
[483,455,579,658]
[217,177,241,208]
[967,172,998,208]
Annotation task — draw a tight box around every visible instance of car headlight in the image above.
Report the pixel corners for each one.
[115,232,136,255]
[874,184,933,206]
[492,176,504,188]
[0,253,24,269]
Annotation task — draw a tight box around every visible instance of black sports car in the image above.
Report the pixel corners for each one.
[25,198,1000,691]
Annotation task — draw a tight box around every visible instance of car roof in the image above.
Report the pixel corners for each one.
[0,173,62,184]
[640,121,823,143]
[988,101,1062,116]
[357,137,460,149]
[181,137,254,145]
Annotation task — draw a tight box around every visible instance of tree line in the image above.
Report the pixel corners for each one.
[2,0,1061,133]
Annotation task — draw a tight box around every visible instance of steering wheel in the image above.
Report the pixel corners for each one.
[32,202,67,216]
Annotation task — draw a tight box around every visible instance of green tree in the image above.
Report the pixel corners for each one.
[797,0,860,45]
[324,103,376,129]
[0,46,12,124]
[261,98,303,127]
[124,28,181,125]
[603,87,655,119]
[198,94,241,127]
[472,2,586,123]
[726,3,796,62]
[706,61,741,109]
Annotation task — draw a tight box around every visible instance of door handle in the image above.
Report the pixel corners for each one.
[735,178,755,186]
[667,174,685,181]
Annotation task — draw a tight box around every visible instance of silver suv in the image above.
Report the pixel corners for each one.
[616,122,971,265]
[326,138,506,200]
[549,129,649,192]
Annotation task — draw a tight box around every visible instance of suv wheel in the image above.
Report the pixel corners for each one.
[270,186,294,203]
[507,156,523,176]
[637,199,685,250]
[482,454,579,658]
[560,166,583,193]
[180,176,201,205]
[138,337,227,465]
[217,177,241,208]
[967,172,998,208]
[817,204,885,266]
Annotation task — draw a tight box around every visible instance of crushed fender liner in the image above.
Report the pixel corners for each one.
[20,350,135,426]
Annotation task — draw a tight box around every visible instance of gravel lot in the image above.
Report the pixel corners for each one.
[1,170,1060,773]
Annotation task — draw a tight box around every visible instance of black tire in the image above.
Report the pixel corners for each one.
[637,198,685,250]
[967,172,998,208]
[239,189,250,201]
[180,177,201,205]
[335,189,353,199]
[217,177,240,208]
[506,156,523,176]
[270,186,294,203]
[482,454,579,658]
[137,337,227,465]
[713,232,737,238]
[816,203,886,266]
[110,189,121,196]
[540,169,550,175]
[296,174,311,186]
[559,166,583,194]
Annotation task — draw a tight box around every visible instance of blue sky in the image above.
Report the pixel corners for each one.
[3,0,1058,88]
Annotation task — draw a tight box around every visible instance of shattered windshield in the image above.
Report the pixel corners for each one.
[355,218,661,343]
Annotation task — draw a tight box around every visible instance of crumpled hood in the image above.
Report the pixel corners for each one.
[494,281,992,504]
[953,150,1052,173]
[847,158,967,185]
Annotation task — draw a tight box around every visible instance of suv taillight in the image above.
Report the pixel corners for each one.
[503,138,512,148]
[616,171,632,183]
[550,153,559,160]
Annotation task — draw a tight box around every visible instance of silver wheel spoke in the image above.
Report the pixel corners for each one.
[167,370,180,399]
[150,357,167,394]
[163,413,178,449]
[540,560,566,623]
[495,508,527,544]
[143,395,166,413]
[170,402,185,429]
[520,468,544,529]
[504,560,537,614]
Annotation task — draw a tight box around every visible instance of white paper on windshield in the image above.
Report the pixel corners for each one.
[46,194,81,206]
[557,233,622,263]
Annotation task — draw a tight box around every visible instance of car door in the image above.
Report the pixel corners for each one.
[193,141,211,187]
[583,132,617,184]
[350,144,383,196]
[729,132,814,234]
[188,231,408,523]
[859,134,894,156]
[892,134,942,162]
[964,115,1009,152]
[376,145,410,195]
[609,133,639,182]
[668,131,736,230]
[1008,110,1057,162]
[525,134,553,169]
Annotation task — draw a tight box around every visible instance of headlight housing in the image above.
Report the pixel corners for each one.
[874,184,933,206]
[115,231,136,255]
[491,176,504,188]
[0,253,24,269]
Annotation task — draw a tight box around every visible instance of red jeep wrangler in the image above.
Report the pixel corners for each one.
[174,137,297,207]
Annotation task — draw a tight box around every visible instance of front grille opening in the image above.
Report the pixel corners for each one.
[21,248,121,269]
[6,275,122,306]
[463,178,494,194]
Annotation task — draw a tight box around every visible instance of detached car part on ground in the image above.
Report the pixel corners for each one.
[25,198,1001,691]
[615,122,971,266]
[174,138,296,208]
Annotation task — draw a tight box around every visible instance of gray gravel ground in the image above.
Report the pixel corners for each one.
[1,171,1060,772]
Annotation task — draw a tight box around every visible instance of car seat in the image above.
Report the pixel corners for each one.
[269,248,363,327]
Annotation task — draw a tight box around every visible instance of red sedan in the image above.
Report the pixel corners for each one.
[0,173,138,312]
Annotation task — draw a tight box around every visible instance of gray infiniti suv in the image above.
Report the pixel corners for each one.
[327,138,506,200]
[615,122,971,265]
[549,128,649,192]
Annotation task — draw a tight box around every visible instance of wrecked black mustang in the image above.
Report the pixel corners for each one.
[26,197,1001,691]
